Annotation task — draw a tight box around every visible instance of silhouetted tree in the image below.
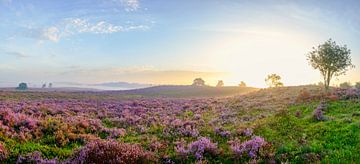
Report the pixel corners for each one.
[355,82,360,89]
[307,39,354,90]
[216,80,224,87]
[48,83,53,88]
[42,83,46,89]
[192,78,205,86]
[339,82,352,89]
[16,83,28,90]
[238,81,246,87]
[265,74,283,88]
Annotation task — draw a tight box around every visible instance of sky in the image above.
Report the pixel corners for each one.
[0,0,360,88]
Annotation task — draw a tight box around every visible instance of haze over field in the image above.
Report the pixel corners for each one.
[1,0,360,88]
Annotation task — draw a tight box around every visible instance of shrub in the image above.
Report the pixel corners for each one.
[229,136,267,159]
[313,102,326,121]
[175,137,218,160]
[0,142,8,162]
[339,82,352,89]
[16,151,58,164]
[69,140,152,164]
[297,89,311,102]
[355,82,360,89]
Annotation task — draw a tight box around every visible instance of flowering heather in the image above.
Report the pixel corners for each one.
[229,136,267,159]
[69,140,152,164]
[176,137,218,160]
[214,127,231,137]
[242,128,253,137]
[0,142,8,161]
[313,102,326,121]
[16,151,58,164]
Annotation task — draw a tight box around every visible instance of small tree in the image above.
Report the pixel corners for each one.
[216,80,224,87]
[48,83,53,88]
[355,82,360,89]
[238,81,246,87]
[42,83,46,89]
[307,39,354,90]
[192,78,205,86]
[339,82,352,89]
[16,83,28,90]
[265,74,283,88]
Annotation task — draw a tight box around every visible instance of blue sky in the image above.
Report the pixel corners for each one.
[0,0,359,87]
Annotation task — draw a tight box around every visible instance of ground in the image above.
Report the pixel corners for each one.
[0,86,359,163]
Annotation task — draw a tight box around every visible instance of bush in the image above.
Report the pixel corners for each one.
[313,102,326,121]
[339,82,352,89]
[0,142,8,162]
[69,140,152,164]
[355,82,360,89]
[16,83,28,90]
[175,137,218,160]
[16,151,58,164]
[229,136,267,159]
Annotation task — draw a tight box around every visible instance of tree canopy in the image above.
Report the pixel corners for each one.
[265,74,283,88]
[307,39,354,90]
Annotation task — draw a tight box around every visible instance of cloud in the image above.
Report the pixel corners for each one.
[42,27,61,42]
[113,0,140,11]
[63,18,149,34]
[4,51,28,58]
[22,18,149,42]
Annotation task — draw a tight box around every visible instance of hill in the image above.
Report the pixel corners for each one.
[108,85,259,98]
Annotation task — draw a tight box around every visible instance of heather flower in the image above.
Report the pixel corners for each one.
[214,127,231,137]
[242,128,253,137]
[16,151,58,164]
[229,136,267,159]
[0,142,8,161]
[313,102,326,121]
[175,137,218,160]
[69,140,152,164]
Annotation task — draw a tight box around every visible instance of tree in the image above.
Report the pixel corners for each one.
[216,80,224,87]
[355,82,360,89]
[48,83,53,88]
[192,78,205,86]
[238,81,246,87]
[265,74,283,88]
[339,82,352,89]
[16,83,28,90]
[42,83,47,88]
[307,39,354,90]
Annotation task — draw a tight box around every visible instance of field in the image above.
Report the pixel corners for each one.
[0,86,359,163]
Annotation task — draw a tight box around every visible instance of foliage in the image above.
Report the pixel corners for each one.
[307,39,354,90]
[356,82,360,89]
[192,78,206,86]
[16,83,28,90]
[339,82,352,89]
[0,86,359,163]
[68,140,153,164]
[239,81,247,87]
[216,80,224,87]
[265,74,283,88]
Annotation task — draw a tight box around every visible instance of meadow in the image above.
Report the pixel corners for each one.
[0,86,359,163]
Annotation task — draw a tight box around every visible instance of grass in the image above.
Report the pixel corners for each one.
[254,99,360,163]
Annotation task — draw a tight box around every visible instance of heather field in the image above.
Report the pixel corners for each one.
[0,86,359,163]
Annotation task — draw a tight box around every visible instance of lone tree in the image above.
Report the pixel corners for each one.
[307,39,354,90]
[238,81,246,87]
[16,83,28,90]
[216,80,224,87]
[265,74,283,88]
[192,78,205,86]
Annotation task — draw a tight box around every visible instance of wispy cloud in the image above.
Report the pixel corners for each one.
[4,51,28,58]
[117,0,140,11]
[22,18,150,42]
